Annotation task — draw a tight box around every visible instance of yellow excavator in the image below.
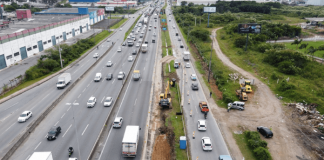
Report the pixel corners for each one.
[159,81,171,108]
[240,80,252,93]
[236,87,248,101]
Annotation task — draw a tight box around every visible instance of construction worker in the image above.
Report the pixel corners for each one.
[210,92,212,98]
[227,105,230,112]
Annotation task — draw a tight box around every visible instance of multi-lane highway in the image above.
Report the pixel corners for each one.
[0,6,149,159]
[165,1,231,159]
[7,5,160,160]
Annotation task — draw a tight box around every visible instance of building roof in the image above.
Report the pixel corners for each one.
[0,14,81,35]
[38,8,99,14]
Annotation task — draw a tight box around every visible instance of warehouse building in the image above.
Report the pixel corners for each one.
[0,8,105,70]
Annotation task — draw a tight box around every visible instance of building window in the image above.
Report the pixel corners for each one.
[14,52,20,56]
[6,55,12,60]
[56,37,59,39]
[67,33,69,35]
[27,47,32,51]
[69,32,72,34]
[43,41,47,45]
[33,45,37,49]
[60,35,62,38]
[48,40,51,43]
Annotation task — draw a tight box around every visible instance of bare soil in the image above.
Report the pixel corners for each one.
[206,28,315,160]
[151,135,171,160]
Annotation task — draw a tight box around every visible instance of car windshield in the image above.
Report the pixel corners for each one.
[20,114,27,117]
[88,100,93,103]
[48,128,56,134]
[57,81,64,84]
[105,98,111,102]
[107,74,112,78]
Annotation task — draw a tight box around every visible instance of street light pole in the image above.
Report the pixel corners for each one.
[58,38,63,68]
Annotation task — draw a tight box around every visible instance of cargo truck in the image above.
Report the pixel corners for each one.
[57,73,71,89]
[122,125,139,157]
[144,18,148,24]
[183,51,190,61]
[142,44,148,53]
[29,152,53,160]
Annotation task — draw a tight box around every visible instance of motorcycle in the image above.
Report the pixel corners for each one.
[69,150,74,157]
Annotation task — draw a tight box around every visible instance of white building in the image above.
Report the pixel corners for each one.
[305,0,324,5]
[0,8,105,70]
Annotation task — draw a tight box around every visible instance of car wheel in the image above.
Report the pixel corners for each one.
[239,109,243,111]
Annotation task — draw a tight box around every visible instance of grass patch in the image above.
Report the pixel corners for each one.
[160,7,172,57]
[107,16,122,19]
[170,60,176,73]
[271,16,306,24]
[233,133,257,160]
[0,30,112,100]
[283,41,324,58]
[124,15,141,41]
[110,18,128,29]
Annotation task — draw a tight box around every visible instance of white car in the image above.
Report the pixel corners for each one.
[136,43,140,47]
[18,111,32,122]
[113,117,123,128]
[93,53,99,58]
[185,63,190,68]
[128,56,134,62]
[107,38,111,42]
[120,28,122,31]
[190,74,197,81]
[104,97,113,107]
[201,137,212,151]
[117,47,122,52]
[197,120,207,131]
[106,61,113,67]
[87,96,96,108]
[118,71,125,80]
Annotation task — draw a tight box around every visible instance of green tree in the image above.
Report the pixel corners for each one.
[299,43,308,54]
[188,2,194,7]
[253,147,272,160]
[307,46,317,61]
[181,1,187,6]
[291,39,302,49]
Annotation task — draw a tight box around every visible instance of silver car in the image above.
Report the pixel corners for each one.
[87,97,96,108]
[128,56,134,62]
[118,72,125,80]
[112,117,123,128]
[106,61,113,67]
[104,97,113,107]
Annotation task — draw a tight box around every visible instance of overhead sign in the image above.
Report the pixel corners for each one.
[105,6,114,11]
[204,7,216,13]
[238,24,261,34]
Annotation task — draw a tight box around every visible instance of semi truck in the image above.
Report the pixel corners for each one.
[29,152,53,160]
[183,51,190,61]
[57,73,71,89]
[142,44,148,53]
[122,125,139,157]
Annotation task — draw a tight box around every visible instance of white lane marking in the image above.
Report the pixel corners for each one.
[34,142,41,150]
[112,79,115,84]
[61,113,66,119]
[86,59,90,63]
[73,69,79,74]
[82,124,89,136]
[80,64,84,68]
[5,123,15,132]
[140,79,142,84]
[98,126,113,160]
[101,96,105,103]
[67,106,71,111]
[54,121,59,126]
[25,155,31,160]
[134,98,137,106]
[62,124,72,137]
[30,93,50,110]
[87,84,90,87]
[122,63,124,66]
[82,88,86,92]
[4,102,19,110]
[78,94,81,98]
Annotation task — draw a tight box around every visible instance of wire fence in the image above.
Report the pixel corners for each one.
[0,74,25,96]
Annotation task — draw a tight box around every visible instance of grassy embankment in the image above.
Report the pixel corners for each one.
[0,29,115,99]
[283,41,324,58]
[163,60,188,160]
[110,18,128,29]
[124,15,141,41]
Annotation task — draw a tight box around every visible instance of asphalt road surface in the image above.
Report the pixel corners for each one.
[8,7,158,160]
[165,1,230,159]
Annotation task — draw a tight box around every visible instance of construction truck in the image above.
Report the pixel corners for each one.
[236,87,248,101]
[159,81,171,108]
[240,79,252,93]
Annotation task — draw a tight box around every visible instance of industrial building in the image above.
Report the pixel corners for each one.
[0,8,105,70]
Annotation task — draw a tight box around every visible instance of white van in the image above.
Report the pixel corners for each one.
[94,73,102,82]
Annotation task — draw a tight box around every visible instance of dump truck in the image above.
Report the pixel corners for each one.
[159,81,171,108]
[122,125,139,157]
[199,101,209,113]
[240,79,252,93]
[57,73,71,89]
[236,87,248,101]
[133,70,141,81]
[29,152,53,160]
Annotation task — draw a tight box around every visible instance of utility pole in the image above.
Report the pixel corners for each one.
[58,38,63,68]
[208,36,213,82]
[195,17,196,26]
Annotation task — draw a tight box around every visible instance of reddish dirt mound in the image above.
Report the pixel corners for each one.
[151,135,171,160]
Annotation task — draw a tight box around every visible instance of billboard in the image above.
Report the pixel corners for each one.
[203,7,216,13]
[105,6,114,11]
[238,24,261,34]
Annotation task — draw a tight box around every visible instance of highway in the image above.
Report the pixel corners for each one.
[8,5,158,160]
[0,7,147,159]
[166,1,231,159]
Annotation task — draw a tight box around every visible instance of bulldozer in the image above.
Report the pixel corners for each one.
[159,81,171,108]
[236,87,248,101]
[240,80,252,93]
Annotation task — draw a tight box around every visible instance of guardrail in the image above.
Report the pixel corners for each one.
[1,28,118,160]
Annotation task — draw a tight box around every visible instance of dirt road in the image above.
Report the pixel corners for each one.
[210,28,312,160]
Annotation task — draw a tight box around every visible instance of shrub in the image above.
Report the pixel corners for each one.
[258,43,271,53]
[222,91,235,103]
[248,139,268,149]
[245,130,260,140]
[277,80,296,92]
[234,36,249,48]
[270,72,279,80]
[272,43,286,50]
[253,147,272,160]
[278,61,301,75]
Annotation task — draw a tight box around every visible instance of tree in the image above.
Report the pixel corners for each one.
[291,39,302,49]
[188,2,194,7]
[299,43,308,54]
[307,46,317,61]
[181,1,187,6]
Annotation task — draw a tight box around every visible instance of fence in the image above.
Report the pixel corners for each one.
[0,74,25,96]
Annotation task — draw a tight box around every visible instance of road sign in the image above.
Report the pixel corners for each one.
[105,6,114,11]
[203,7,216,13]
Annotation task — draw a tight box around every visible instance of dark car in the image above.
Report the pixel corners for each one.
[106,73,113,80]
[191,83,199,90]
[257,126,273,138]
[132,49,137,55]
[47,126,61,140]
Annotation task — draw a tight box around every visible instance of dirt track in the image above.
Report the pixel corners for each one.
[211,28,313,160]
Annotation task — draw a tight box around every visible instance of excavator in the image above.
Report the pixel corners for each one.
[236,87,248,101]
[159,81,171,109]
[240,80,252,93]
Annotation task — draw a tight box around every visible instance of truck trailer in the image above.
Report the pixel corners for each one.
[57,73,71,89]
[29,152,53,160]
[122,125,139,157]
[142,44,148,53]
[183,51,190,61]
